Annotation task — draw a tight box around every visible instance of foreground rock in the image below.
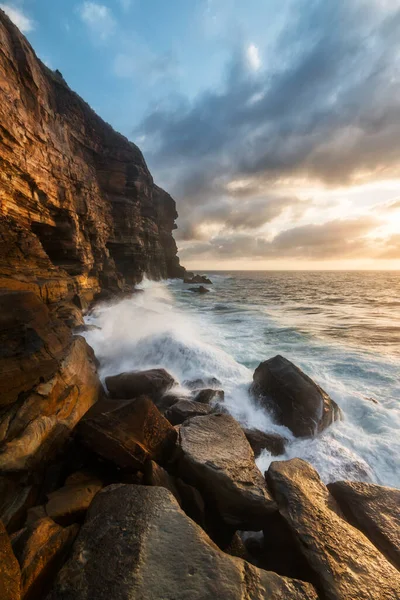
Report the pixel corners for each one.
[243,428,287,457]
[328,480,400,570]
[178,414,276,529]
[0,336,100,472]
[77,396,177,470]
[105,368,175,400]
[48,485,317,600]
[0,520,20,600]
[267,458,400,599]
[165,400,214,425]
[12,517,78,600]
[251,355,341,437]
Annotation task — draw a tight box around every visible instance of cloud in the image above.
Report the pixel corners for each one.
[135,0,400,261]
[378,234,400,258]
[0,3,34,32]
[118,0,132,11]
[78,2,116,40]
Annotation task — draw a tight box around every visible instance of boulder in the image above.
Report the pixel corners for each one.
[153,392,185,415]
[47,484,317,600]
[0,519,21,600]
[76,396,177,471]
[143,460,182,505]
[243,428,287,457]
[0,336,100,472]
[251,355,341,437]
[328,480,400,570]
[105,368,175,400]
[191,388,224,404]
[266,458,400,599]
[0,478,37,533]
[183,376,221,390]
[43,477,103,526]
[189,285,209,294]
[165,400,214,425]
[184,274,212,285]
[11,517,78,600]
[178,414,276,529]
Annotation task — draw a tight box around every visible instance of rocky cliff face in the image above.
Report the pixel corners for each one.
[0,9,184,308]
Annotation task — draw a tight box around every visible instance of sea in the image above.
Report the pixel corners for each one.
[83,270,400,489]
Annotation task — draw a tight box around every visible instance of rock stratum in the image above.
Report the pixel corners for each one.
[1,10,399,600]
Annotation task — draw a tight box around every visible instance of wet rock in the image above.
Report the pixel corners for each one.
[0,519,21,600]
[0,336,100,472]
[191,388,224,404]
[183,376,221,390]
[153,392,185,415]
[165,400,214,425]
[178,414,276,529]
[328,480,400,570]
[47,484,317,600]
[73,324,101,334]
[76,396,177,471]
[54,303,84,328]
[251,355,341,437]
[12,517,78,600]
[184,274,213,285]
[189,285,210,294]
[105,368,175,400]
[266,458,400,599]
[243,428,287,457]
[43,478,103,526]
[0,478,37,534]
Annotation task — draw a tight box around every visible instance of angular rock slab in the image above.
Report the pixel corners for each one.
[251,355,341,437]
[178,414,276,529]
[77,396,177,470]
[267,458,400,599]
[12,517,78,600]
[105,368,175,400]
[243,428,287,457]
[165,399,214,425]
[48,485,317,600]
[328,480,400,570]
[0,520,21,600]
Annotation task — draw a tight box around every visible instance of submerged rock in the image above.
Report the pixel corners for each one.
[105,368,175,400]
[0,520,21,600]
[178,414,276,529]
[165,400,214,425]
[189,285,210,294]
[266,458,400,599]
[328,480,400,570]
[47,484,317,600]
[184,274,212,285]
[251,355,341,437]
[243,428,287,457]
[76,396,177,470]
[12,517,78,600]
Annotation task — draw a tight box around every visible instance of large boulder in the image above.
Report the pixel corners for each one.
[251,355,341,437]
[266,458,400,599]
[328,480,400,570]
[178,414,276,529]
[0,336,100,472]
[243,428,287,457]
[0,520,21,600]
[165,400,214,425]
[191,388,224,404]
[47,484,317,600]
[76,396,177,471]
[105,368,175,400]
[11,517,78,600]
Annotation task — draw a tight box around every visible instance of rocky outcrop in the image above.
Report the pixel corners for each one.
[243,428,287,457]
[47,484,317,600]
[266,458,400,599]
[0,520,21,600]
[251,355,341,437]
[11,517,78,600]
[105,368,175,400]
[328,480,400,570]
[76,396,177,471]
[0,10,184,306]
[178,414,276,529]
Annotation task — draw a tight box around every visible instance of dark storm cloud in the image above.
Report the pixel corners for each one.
[136,0,400,253]
[179,216,381,261]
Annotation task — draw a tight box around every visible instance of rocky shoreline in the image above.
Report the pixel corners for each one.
[1,8,399,599]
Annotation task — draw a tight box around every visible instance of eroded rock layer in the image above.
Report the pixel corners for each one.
[0,9,184,307]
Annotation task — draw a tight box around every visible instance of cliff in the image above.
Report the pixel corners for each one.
[0,9,184,308]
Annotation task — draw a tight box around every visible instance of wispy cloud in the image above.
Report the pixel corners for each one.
[78,1,116,41]
[0,3,34,32]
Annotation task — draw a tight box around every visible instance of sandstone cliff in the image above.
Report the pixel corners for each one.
[0,9,184,308]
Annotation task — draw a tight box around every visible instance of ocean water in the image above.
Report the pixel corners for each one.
[83,271,400,489]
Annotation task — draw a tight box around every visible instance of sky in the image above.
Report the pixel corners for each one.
[2,0,400,270]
